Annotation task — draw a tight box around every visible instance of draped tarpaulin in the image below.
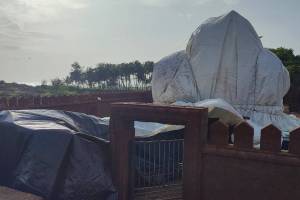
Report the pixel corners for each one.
[152,10,300,137]
[0,110,116,200]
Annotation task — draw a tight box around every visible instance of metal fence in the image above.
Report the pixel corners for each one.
[133,139,184,188]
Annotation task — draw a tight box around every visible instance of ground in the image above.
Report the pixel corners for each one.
[0,187,42,200]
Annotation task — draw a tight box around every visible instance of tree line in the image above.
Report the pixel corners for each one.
[50,61,154,90]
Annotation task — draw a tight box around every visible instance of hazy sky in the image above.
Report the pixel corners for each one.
[0,0,299,84]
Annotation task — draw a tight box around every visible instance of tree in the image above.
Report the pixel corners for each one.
[270,47,297,66]
[143,61,154,84]
[270,47,300,91]
[85,67,97,88]
[51,78,63,87]
[69,62,83,86]
[64,76,72,85]
[41,80,47,86]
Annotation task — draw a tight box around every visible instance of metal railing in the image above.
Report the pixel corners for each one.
[133,139,184,188]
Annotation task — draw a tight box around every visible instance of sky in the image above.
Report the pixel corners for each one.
[0,0,300,84]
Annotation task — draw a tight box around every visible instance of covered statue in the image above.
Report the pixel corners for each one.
[152,10,300,141]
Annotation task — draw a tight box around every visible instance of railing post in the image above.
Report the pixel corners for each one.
[208,120,229,146]
[234,121,254,149]
[183,112,208,200]
[110,114,135,200]
[260,124,281,153]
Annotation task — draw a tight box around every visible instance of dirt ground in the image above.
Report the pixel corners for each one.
[0,187,43,200]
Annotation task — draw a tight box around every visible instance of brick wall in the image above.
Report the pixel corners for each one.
[0,91,152,117]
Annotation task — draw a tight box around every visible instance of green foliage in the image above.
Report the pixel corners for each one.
[37,84,93,96]
[69,62,84,86]
[64,61,154,89]
[269,47,300,67]
[286,65,300,86]
[51,78,64,87]
[270,47,294,66]
[269,47,300,89]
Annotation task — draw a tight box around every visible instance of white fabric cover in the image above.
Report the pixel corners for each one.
[152,10,300,135]
[173,99,243,125]
[152,51,199,103]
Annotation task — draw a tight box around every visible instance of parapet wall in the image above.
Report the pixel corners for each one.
[0,91,152,117]
[202,120,300,200]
